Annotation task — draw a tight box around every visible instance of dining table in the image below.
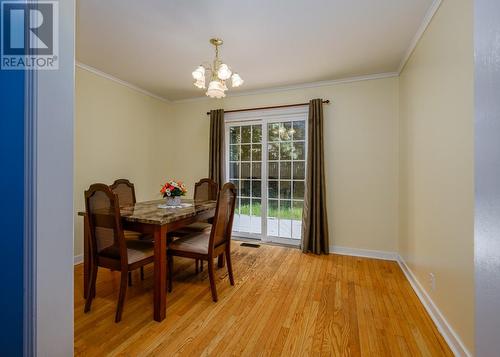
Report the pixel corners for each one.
[78,198,217,322]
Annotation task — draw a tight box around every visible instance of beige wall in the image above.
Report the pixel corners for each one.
[74,67,172,258]
[168,77,400,253]
[399,0,474,353]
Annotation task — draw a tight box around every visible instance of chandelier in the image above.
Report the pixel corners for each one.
[191,38,244,98]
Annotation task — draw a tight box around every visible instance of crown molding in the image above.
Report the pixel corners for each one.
[75,62,171,103]
[172,72,399,103]
[398,0,442,74]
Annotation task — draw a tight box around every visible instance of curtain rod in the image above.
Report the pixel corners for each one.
[206,100,330,115]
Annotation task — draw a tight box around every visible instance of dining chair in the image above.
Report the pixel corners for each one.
[109,178,136,206]
[84,183,155,322]
[170,178,219,273]
[167,182,236,302]
[183,178,219,231]
[110,178,152,282]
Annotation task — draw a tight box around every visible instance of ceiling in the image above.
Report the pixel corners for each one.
[76,0,434,101]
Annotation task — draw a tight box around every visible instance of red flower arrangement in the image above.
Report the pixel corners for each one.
[160,180,187,198]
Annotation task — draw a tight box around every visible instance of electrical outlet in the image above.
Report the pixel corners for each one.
[428,273,436,291]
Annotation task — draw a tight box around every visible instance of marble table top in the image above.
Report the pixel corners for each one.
[78,199,217,225]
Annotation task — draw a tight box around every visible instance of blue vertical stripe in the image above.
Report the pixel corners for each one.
[0,3,25,353]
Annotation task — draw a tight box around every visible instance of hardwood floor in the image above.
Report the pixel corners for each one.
[74,243,452,356]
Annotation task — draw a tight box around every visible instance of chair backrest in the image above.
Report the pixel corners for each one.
[209,182,237,251]
[85,183,127,265]
[110,179,136,207]
[194,178,218,201]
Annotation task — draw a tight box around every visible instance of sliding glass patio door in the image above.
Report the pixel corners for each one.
[226,108,308,245]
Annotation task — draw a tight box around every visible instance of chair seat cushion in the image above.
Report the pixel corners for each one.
[100,240,154,265]
[124,230,153,241]
[168,222,212,239]
[168,231,210,255]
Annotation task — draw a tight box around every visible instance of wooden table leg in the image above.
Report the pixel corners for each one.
[83,215,90,299]
[153,225,167,322]
[218,253,225,268]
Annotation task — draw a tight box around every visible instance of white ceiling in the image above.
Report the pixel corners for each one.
[76,0,434,101]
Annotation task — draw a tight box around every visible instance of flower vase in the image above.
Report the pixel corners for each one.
[165,196,181,206]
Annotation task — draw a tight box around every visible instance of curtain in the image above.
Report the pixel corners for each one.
[302,99,330,254]
[209,109,225,186]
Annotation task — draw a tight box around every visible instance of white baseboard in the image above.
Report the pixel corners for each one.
[74,254,83,265]
[397,255,471,357]
[330,245,398,261]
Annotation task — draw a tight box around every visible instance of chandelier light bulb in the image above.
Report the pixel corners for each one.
[217,63,232,80]
[231,73,244,87]
[206,80,226,99]
[193,78,205,89]
[192,65,205,80]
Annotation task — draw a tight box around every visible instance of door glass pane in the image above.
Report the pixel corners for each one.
[252,162,261,179]
[252,125,262,143]
[230,127,241,144]
[268,123,280,142]
[280,122,292,141]
[250,198,261,234]
[230,145,240,161]
[293,161,305,180]
[292,121,305,140]
[279,199,292,238]
[268,143,279,160]
[229,124,263,237]
[280,142,292,160]
[293,181,304,199]
[230,163,239,179]
[268,180,278,198]
[241,144,251,161]
[239,197,250,232]
[280,181,291,199]
[280,162,291,179]
[266,119,306,241]
[241,163,251,179]
[241,180,250,197]
[251,144,262,161]
[292,200,303,239]
[267,199,279,236]
[268,162,278,179]
[241,126,252,143]
[293,142,305,160]
[252,180,261,198]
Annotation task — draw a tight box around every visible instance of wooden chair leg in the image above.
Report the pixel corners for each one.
[207,258,218,302]
[195,259,199,274]
[140,266,145,280]
[115,271,128,323]
[225,248,235,286]
[84,263,98,313]
[167,255,173,293]
[128,271,132,286]
[217,253,225,268]
[200,260,203,271]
